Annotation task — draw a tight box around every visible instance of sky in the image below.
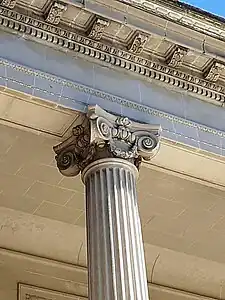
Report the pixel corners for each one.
[183,0,225,18]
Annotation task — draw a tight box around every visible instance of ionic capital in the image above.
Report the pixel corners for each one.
[53,105,161,177]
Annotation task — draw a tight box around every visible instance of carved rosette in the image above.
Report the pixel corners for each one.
[45,1,67,25]
[204,61,225,82]
[88,18,109,40]
[167,46,188,68]
[128,33,149,55]
[53,106,161,177]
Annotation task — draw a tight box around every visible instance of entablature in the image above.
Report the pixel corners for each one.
[1,0,225,106]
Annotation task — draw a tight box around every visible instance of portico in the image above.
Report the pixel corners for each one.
[0,0,225,299]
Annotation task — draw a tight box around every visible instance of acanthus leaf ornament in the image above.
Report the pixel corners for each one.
[88,18,109,40]
[204,61,225,82]
[128,33,149,55]
[53,105,161,177]
[45,1,67,25]
[166,46,188,68]
[53,121,94,177]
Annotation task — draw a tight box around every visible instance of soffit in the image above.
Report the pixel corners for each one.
[1,121,225,267]
[0,88,80,137]
[1,0,225,105]
[0,116,225,299]
[0,88,225,187]
[0,247,220,300]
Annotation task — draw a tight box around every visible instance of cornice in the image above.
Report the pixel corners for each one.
[119,0,225,42]
[0,6,224,106]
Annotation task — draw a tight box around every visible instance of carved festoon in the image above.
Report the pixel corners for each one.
[167,46,188,68]
[0,0,16,8]
[128,33,148,55]
[204,61,225,82]
[53,105,161,177]
[88,18,109,40]
[45,1,67,25]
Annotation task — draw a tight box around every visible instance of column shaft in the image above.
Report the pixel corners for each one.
[83,158,149,300]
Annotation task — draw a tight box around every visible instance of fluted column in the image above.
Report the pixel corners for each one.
[82,158,148,299]
[53,105,161,300]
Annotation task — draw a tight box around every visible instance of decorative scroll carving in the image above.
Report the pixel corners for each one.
[204,62,225,82]
[45,1,67,25]
[88,18,109,40]
[0,0,16,8]
[53,105,161,176]
[128,33,148,55]
[167,46,188,68]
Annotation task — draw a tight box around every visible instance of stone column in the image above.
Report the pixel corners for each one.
[53,105,161,300]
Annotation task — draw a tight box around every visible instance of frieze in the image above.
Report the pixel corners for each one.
[88,18,109,40]
[0,7,224,104]
[45,1,67,25]
[0,68,223,155]
[1,58,225,140]
[204,61,225,82]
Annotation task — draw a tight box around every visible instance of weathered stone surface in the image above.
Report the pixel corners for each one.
[128,32,149,54]
[88,18,109,40]
[167,46,188,68]
[204,61,225,82]
[0,0,16,8]
[45,1,67,25]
